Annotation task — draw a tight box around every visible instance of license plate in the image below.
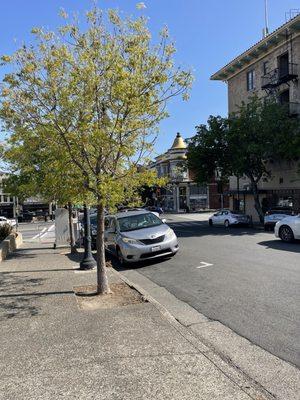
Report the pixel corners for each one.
[151,246,161,252]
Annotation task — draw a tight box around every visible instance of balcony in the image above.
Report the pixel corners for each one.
[261,63,298,90]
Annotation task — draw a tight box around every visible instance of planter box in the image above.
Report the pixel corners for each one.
[0,232,23,262]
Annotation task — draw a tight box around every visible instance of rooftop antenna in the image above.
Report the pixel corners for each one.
[263,0,269,38]
[285,9,300,22]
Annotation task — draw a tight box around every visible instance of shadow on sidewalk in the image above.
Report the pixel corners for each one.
[64,249,97,267]
[1,268,76,274]
[0,273,45,320]
[0,290,74,298]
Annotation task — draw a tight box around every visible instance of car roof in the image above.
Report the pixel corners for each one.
[108,210,151,219]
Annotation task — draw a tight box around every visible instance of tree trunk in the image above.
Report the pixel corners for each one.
[250,179,264,224]
[68,202,77,253]
[96,202,110,294]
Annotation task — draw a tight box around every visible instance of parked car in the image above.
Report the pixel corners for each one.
[18,211,35,222]
[264,207,295,231]
[209,209,251,227]
[117,206,161,218]
[94,210,179,264]
[274,214,300,242]
[0,216,16,227]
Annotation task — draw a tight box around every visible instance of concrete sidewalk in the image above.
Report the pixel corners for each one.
[0,243,285,399]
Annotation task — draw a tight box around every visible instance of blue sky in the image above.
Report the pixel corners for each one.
[0,0,298,154]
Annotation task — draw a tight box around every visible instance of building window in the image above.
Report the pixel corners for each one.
[247,70,255,91]
[279,89,289,105]
[190,184,207,195]
[262,61,268,75]
[278,52,289,79]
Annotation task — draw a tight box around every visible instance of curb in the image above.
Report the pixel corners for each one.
[111,267,300,400]
[111,267,275,400]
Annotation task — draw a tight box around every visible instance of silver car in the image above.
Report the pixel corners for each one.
[104,210,179,264]
[209,209,250,227]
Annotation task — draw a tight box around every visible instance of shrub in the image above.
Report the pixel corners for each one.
[0,224,13,241]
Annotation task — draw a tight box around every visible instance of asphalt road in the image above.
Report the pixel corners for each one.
[120,213,300,368]
[18,221,55,244]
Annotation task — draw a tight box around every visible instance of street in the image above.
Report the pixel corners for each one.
[18,221,55,244]
[17,214,300,368]
[118,213,300,368]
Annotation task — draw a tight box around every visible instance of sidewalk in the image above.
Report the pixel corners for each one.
[0,242,288,399]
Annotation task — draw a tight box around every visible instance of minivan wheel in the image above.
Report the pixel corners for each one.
[209,219,213,226]
[224,219,230,228]
[279,226,294,243]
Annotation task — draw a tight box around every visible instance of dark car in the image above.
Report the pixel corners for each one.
[264,207,295,231]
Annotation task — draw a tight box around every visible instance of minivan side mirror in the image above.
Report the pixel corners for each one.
[161,218,167,224]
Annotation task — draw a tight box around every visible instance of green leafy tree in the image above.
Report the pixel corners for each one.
[3,131,90,252]
[188,97,299,222]
[0,6,192,293]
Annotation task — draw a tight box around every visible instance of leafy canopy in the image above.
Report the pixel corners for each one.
[188,97,300,185]
[0,7,192,209]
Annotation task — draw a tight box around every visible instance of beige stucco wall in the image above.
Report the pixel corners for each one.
[227,33,300,203]
[229,194,266,222]
[228,34,300,113]
[229,160,300,191]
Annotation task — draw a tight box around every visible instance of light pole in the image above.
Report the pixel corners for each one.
[80,204,96,270]
[13,196,19,231]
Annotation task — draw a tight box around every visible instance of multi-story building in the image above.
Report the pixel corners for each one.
[0,171,53,220]
[211,13,300,220]
[0,171,16,218]
[149,133,227,212]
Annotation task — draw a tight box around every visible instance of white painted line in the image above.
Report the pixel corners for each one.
[39,224,55,238]
[197,261,214,269]
[48,224,55,232]
[32,227,47,240]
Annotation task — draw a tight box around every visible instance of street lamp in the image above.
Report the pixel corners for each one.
[80,204,96,270]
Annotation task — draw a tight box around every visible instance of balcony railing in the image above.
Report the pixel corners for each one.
[261,63,298,90]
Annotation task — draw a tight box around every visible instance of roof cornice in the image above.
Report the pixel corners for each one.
[211,14,300,81]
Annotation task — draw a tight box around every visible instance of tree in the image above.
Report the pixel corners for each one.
[3,130,92,252]
[188,97,299,222]
[0,6,192,293]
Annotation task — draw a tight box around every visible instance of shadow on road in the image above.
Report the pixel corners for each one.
[169,220,265,238]
[108,251,173,272]
[257,239,300,253]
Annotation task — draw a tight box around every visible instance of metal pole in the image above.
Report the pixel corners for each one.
[13,196,19,231]
[221,193,224,209]
[80,204,96,270]
[264,0,269,35]
[237,176,240,211]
